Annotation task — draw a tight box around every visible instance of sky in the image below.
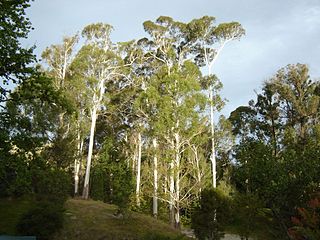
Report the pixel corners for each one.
[25,0,320,117]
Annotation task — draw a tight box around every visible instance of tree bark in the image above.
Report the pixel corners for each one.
[169,159,175,227]
[174,132,181,228]
[135,131,142,207]
[209,86,217,188]
[74,136,83,196]
[152,138,158,218]
[82,105,98,199]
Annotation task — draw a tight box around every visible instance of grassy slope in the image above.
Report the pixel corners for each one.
[53,199,188,240]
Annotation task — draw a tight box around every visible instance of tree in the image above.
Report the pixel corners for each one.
[71,23,127,199]
[0,0,36,102]
[267,63,320,143]
[229,63,320,237]
[0,72,73,197]
[187,16,245,188]
[40,34,90,195]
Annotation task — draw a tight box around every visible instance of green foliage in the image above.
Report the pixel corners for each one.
[142,232,187,240]
[90,137,134,212]
[16,200,65,240]
[31,167,71,202]
[191,188,231,240]
[232,193,271,239]
[0,0,36,101]
[230,63,320,237]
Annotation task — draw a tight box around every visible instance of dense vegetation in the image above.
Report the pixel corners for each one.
[1,1,319,239]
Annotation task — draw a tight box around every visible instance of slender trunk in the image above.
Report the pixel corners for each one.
[152,138,158,218]
[74,135,83,196]
[132,141,137,173]
[169,159,175,227]
[124,134,130,168]
[174,133,180,229]
[209,86,217,188]
[135,131,142,207]
[194,146,202,193]
[205,45,227,189]
[82,105,98,199]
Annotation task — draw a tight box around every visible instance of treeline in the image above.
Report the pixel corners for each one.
[1,1,320,239]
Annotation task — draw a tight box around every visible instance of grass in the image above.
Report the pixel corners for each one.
[0,196,34,235]
[0,197,283,239]
[53,198,189,240]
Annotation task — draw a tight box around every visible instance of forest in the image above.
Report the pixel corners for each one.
[1,1,319,240]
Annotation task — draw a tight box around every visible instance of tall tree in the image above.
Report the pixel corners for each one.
[41,34,84,194]
[187,16,245,188]
[72,23,127,199]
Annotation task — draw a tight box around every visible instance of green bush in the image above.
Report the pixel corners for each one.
[142,232,186,240]
[31,168,71,203]
[191,188,231,240]
[16,200,64,240]
[90,137,134,213]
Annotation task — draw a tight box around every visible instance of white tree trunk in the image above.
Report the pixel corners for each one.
[209,86,217,188]
[152,138,158,218]
[193,146,202,193]
[174,132,181,228]
[74,136,83,195]
[82,105,98,199]
[135,131,142,207]
[169,159,175,227]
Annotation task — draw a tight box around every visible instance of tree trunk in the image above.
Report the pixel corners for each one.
[74,136,83,196]
[135,131,142,207]
[82,105,98,199]
[174,132,181,229]
[194,146,202,193]
[152,138,158,218]
[169,159,175,227]
[209,86,217,188]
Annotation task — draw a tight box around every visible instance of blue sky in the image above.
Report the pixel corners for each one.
[25,0,320,117]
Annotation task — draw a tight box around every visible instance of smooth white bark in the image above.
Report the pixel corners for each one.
[135,132,142,207]
[174,132,181,228]
[82,105,98,199]
[169,159,175,226]
[209,86,217,188]
[204,40,230,189]
[152,138,158,218]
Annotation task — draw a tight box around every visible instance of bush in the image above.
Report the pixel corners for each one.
[142,232,186,240]
[31,168,71,203]
[16,200,64,240]
[90,137,134,214]
[191,188,231,240]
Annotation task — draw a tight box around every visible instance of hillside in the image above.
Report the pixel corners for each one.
[53,199,189,240]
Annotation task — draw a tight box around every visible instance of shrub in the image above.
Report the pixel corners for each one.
[16,200,64,240]
[191,188,231,240]
[142,232,186,240]
[31,168,71,203]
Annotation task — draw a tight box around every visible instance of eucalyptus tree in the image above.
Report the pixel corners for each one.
[41,35,79,88]
[140,16,213,226]
[41,35,85,194]
[187,16,245,188]
[71,23,125,199]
